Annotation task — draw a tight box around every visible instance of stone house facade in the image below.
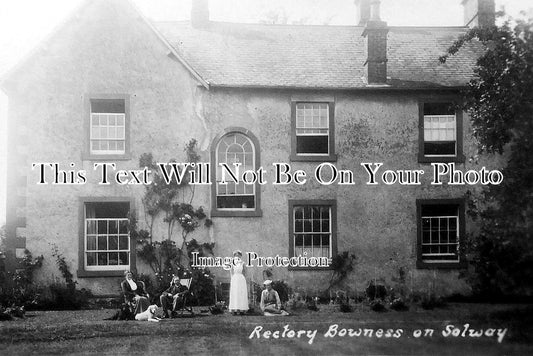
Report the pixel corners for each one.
[1,0,498,297]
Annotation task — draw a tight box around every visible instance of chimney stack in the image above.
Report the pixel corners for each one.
[355,0,371,26]
[362,0,388,85]
[462,0,495,28]
[191,0,210,28]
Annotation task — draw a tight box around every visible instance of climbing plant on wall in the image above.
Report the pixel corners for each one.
[131,139,215,295]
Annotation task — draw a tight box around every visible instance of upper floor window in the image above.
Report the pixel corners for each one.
[419,101,464,163]
[291,101,336,162]
[83,94,130,161]
[211,128,262,217]
[416,199,466,269]
[90,99,126,155]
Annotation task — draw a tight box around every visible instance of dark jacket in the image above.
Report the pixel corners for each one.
[121,279,147,303]
[163,283,188,296]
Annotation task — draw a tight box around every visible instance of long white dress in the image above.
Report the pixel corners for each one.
[229,260,249,312]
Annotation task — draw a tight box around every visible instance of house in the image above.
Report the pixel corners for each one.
[0,0,497,297]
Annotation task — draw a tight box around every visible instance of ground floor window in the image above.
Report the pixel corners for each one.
[84,202,130,271]
[417,199,465,268]
[289,200,336,265]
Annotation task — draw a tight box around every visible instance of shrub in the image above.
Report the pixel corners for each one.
[420,294,446,310]
[36,283,93,310]
[365,281,387,301]
[370,299,386,312]
[390,297,409,311]
[0,249,43,309]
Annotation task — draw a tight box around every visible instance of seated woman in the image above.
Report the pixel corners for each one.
[259,280,289,316]
[121,270,149,315]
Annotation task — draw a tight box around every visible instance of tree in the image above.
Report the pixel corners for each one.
[440,15,533,296]
[132,139,215,301]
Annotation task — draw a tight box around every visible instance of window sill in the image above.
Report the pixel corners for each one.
[77,269,130,278]
[418,154,465,164]
[211,209,263,217]
[290,153,337,162]
[416,260,467,269]
[82,153,132,161]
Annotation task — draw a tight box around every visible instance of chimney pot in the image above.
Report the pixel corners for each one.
[462,0,495,28]
[355,0,371,25]
[362,0,388,84]
[370,0,381,21]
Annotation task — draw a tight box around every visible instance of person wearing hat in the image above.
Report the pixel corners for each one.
[260,280,289,316]
[121,270,150,315]
[229,250,249,315]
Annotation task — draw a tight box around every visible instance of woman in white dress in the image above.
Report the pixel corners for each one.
[229,250,249,314]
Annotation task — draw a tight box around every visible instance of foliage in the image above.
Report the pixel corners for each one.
[365,280,387,301]
[42,245,92,310]
[420,294,446,310]
[0,249,43,309]
[369,299,386,312]
[390,297,409,311]
[441,15,533,296]
[327,251,357,292]
[134,139,214,296]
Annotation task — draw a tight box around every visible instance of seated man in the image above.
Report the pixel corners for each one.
[159,275,189,318]
[260,280,289,316]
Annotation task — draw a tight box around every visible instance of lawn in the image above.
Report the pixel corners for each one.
[0,303,531,355]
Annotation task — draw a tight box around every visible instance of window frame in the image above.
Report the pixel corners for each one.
[77,197,136,278]
[290,97,337,162]
[83,94,131,161]
[210,127,262,217]
[418,98,465,163]
[288,199,337,270]
[416,198,466,269]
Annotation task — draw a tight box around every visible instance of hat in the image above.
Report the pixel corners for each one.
[233,250,243,257]
[124,270,132,276]
[263,280,272,285]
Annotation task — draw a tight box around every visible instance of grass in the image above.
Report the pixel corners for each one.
[0,303,531,355]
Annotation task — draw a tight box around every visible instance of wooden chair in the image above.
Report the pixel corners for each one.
[175,277,194,316]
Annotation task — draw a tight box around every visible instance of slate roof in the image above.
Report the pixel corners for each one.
[155,21,481,90]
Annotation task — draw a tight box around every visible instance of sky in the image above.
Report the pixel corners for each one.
[0,0,531,226]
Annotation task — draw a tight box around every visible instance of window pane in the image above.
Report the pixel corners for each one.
[109,235,118,250]
[98,235,107,250]
[98,220,107,234]
[87,220,97,235]
[97,253,108,266]
[119,235,129,250]
[119,220,129,233]
[87,235,97,251]
[109,220,118,234]
[108,252,119,265]
[118,252,129,265]
[87,252,96,266]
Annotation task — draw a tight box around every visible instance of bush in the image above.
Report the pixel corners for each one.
[370,299,386,312]
[390,297,409,311]
[365,281,387,301]
[35,283,93,310]
[190,268,216,306]
[0,249,43,309]
[420,294,446,310]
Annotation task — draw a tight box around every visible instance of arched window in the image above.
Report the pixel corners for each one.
[211,128,262,217]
